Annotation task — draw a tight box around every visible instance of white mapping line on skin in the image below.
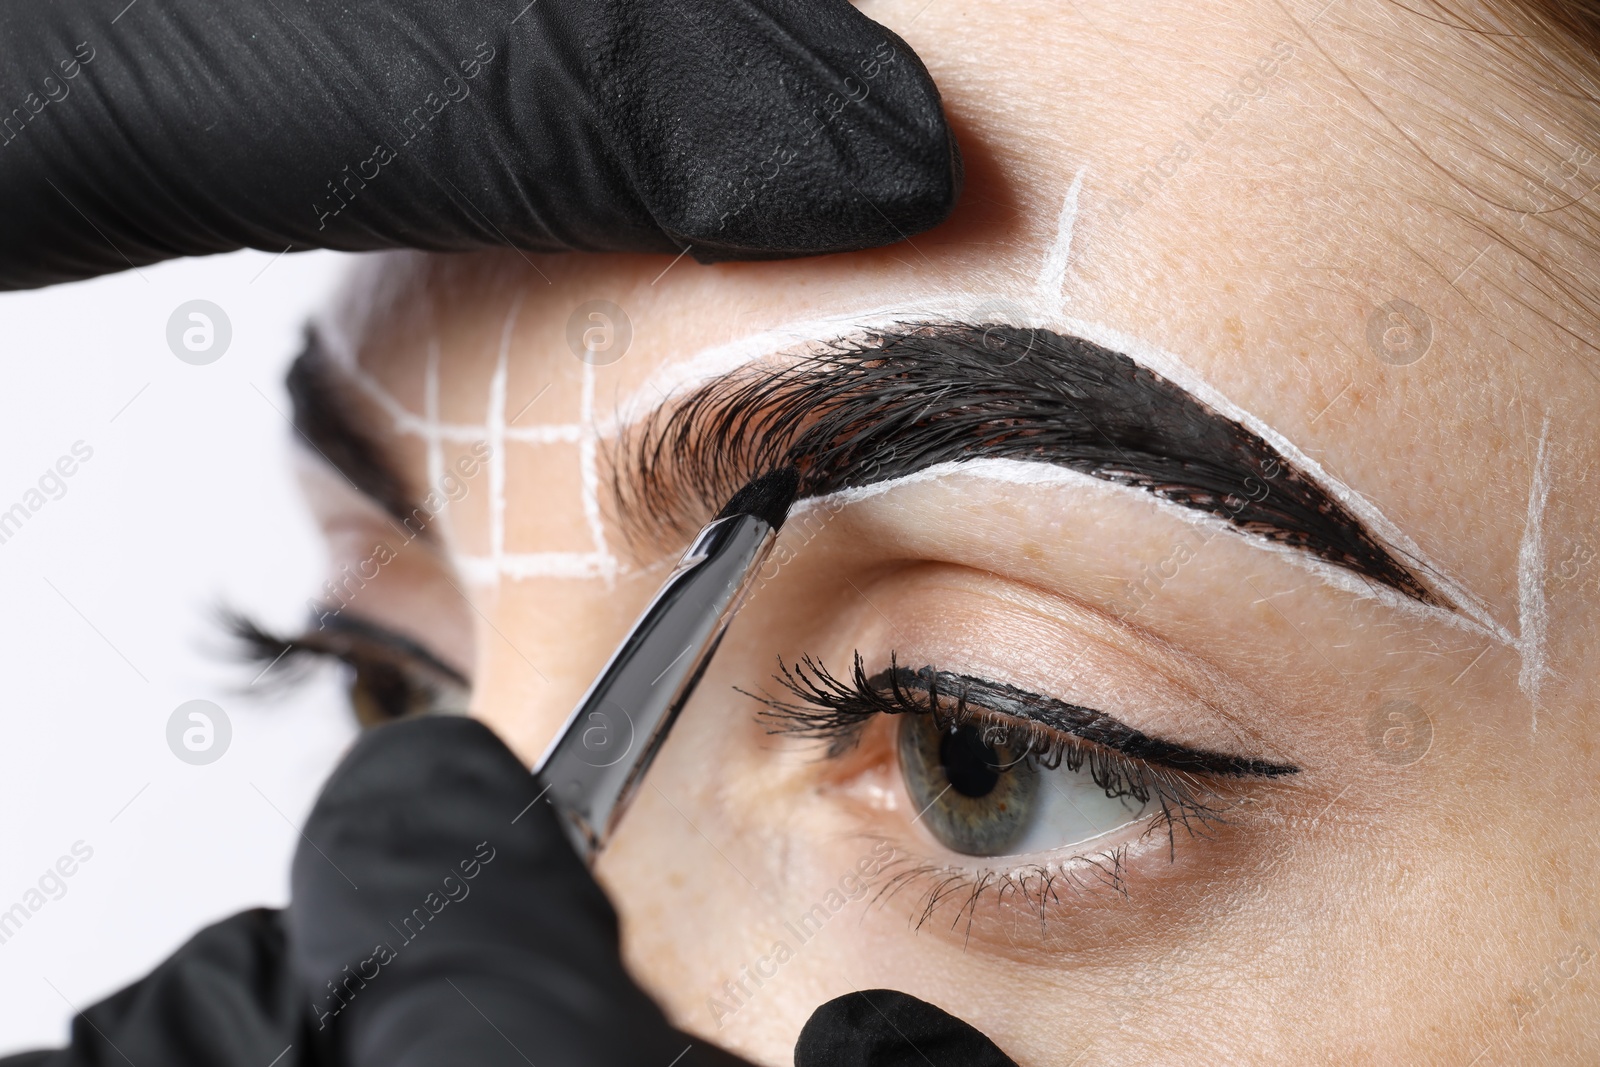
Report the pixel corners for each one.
[1033,167,1084,316]
[456,552,615,584]
[315,315,577,445]
[311,301,615,583]
[614,308,1508,641]
[787,457,1508,642]
[344,359,580,445]
[424,339,446,534]
[579,359,618,584]
[487,293,522,569]
[1517,420,1553,724]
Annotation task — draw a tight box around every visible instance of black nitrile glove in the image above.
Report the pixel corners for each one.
[796,989,1020,1066]
[0,717,1016,1067]
[0,0,962,290]
[288,715,751,1067]
[292,718,1019,1067]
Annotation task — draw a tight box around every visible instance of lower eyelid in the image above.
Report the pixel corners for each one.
[746,710,1272,959]
[844,818,1206,951]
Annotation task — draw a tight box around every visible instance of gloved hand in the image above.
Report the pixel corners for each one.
[0,717,1016,1067]
[0,0,962,290]
[290,717,1019,1067]
[796,989,1019,1066]
[289,716,747,1066]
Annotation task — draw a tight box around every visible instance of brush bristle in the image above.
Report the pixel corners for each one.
[714,466,800,529]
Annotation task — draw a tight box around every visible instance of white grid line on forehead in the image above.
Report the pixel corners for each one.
[1035,166,1082,311]
[322,288,617,582]
[487,306,510,566]
[424,340,448,542]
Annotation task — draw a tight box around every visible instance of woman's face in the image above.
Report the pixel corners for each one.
[296,0,1599,1061]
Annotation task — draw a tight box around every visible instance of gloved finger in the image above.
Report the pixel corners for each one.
[0,0,962,290]
[795,989,1019,1067]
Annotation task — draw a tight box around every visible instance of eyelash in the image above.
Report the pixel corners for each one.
[744,651,1267,926]
[225,610,469,727]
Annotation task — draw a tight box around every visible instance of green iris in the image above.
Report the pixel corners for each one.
[898,713,1040,856]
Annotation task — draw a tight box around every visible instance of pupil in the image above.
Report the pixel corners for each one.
[939,724,1002,798]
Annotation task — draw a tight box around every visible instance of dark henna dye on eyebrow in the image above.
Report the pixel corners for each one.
[618,323,1440,604]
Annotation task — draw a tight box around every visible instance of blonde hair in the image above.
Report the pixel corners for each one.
[1384,1,1600,357]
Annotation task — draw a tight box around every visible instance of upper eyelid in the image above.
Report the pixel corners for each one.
[313,614,471,687]
[756,651,1295,781]
[874,664,1298,779]
[832,564,1292,759]
[230,610,469,689]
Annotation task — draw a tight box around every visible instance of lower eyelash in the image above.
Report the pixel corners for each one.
[876,849,1132,936]
[860,823,1222,945]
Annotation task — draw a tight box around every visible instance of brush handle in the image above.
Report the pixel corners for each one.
[535,513,776,861]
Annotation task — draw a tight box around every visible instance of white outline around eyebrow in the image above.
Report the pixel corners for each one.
[614,169,1511,648]
[309,171,1517,656]
[1516,418,1553,723]
[617,311,1510,645]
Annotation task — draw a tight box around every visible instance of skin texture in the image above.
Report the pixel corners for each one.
[299,0,1600,1062]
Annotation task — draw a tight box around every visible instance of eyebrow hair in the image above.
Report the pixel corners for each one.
[285,332,427,535]
[616,323,1440,605]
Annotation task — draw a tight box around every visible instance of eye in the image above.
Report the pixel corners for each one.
[898,714,1147,857]
[749,651,1297,867]
[225,610,470,726]
[342,650,464,725]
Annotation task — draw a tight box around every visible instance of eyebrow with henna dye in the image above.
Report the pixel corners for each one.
[612,322,1450,609]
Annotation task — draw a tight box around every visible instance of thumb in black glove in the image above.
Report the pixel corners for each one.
[797,989,1020,1067]
[0,0,962,289]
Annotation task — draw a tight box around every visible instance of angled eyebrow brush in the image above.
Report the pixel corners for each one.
[535,466,800,862]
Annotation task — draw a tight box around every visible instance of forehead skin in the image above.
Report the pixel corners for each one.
[321,0,1599,1061]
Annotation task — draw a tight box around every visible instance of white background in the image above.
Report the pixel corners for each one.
[0,249,361,1054]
